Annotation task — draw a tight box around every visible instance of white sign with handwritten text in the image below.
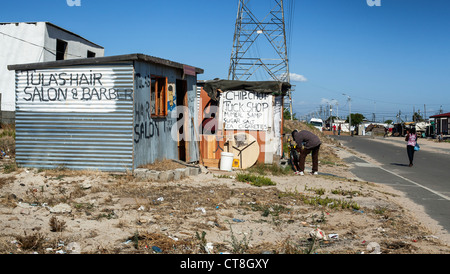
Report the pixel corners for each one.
[220,90,272,131]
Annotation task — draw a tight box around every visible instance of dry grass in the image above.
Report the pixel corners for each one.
[41,167,110,179]
[15,232,45,251]
[49,216,67,232]
[0,176,14,189]
[128,232,199,254]
[0,124,15,157]
[139,159,186,171]
[0,130,448,254]
[1,167,448,254]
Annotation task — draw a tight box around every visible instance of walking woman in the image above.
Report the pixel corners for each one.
[405,128,417,167]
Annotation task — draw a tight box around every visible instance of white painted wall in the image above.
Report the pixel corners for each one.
[44,23,104,61]
[0,22,47,112]
[0,22,104,115]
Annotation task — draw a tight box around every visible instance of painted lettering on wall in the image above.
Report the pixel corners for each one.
[21,71,133,102]
[133,100,175,143]
[220,90,272,131]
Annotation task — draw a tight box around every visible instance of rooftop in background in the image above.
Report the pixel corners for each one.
[0,22,104,49]
[430,112,450,118]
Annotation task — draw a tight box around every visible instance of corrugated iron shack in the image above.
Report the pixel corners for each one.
[430,112,450,135]
[197,80,291,169]
[8,54,203,172]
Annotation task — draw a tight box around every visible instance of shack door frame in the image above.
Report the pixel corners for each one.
[176,79,189,162]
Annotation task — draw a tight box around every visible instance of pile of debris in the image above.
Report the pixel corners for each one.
[366,124,386,136]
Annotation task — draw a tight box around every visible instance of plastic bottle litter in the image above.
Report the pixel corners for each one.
[152,246,162,253]
[328,234,339,240]
[366,242,381,254]
[195,207,206,214]
[205,243,214,254]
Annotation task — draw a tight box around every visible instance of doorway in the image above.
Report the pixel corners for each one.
[176,79,188,162]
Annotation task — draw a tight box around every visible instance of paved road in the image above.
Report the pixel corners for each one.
[332,135,450,234]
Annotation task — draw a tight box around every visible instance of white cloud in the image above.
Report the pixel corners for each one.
[320,98,338,105]
[290,73,308,82]
[279,73,308,82]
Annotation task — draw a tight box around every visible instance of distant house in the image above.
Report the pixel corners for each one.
[430,112,450,135]
[0,22,104,123]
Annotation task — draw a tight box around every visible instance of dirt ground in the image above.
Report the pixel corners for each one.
[1,134,449,254]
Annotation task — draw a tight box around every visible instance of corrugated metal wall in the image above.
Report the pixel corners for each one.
[15,64,134,172]
[132,61,179,168]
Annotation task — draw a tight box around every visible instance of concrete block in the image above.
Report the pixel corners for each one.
[167,170,175,181]
[184,168,191,177]
[159,170,174,182]
[173,169,182,181]
[136,167,200,182]
[176,168,189,179]
[158,171,169,182]
[146,171,160,181]
[134,168,148,180]
[188,167,200,176]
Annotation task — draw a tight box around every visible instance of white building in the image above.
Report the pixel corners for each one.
[0,22,104,123]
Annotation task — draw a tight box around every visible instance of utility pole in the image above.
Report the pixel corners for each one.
[336,101,339,119]
[229,0,293,118]
[343,93,351,135]
[424,104,427,121]
[330,104,333,127]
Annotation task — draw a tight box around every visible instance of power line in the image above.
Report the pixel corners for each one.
[0,31,85,58]
[300,80,449,109]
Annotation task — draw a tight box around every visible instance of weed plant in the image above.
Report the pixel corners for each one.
[235,173,276,187]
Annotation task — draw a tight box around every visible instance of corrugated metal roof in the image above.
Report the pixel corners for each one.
[8,53,204,74]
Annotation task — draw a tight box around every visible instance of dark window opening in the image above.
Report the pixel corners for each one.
[56,39,68,60]
[87,51,96,58]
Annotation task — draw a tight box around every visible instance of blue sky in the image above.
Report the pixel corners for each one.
[2,0,449,122]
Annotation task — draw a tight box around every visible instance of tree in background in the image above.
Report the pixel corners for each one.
[283,108,297,120]
[412,112,424,122]
[346,113,365,126]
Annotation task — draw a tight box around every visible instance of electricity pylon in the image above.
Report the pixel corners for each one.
[228,0,293,119]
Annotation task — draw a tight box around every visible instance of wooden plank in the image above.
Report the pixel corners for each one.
[202,158,219,168]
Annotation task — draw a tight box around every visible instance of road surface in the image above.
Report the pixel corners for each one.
[332,135,450,234]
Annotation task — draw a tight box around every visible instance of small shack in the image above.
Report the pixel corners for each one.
[430,112,450,136]
[8,54,203,172]
[197,79,291,170]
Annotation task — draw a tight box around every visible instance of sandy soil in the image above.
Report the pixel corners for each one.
[0,137,449,254]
